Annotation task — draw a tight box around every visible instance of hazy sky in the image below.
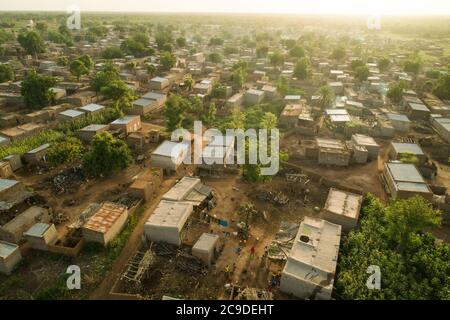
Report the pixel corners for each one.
[1,0,450,15]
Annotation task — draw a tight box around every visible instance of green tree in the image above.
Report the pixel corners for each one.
[56,56,69,66]
[208,52,223,63]
[355,66,370,82]
[70,59,89,81]
[316,86,334,110]
[201,103,217,126]
[101,46,124,59]
[433,74,450,100]
[164,94,190,132]
[289,45,305,58]
[91,63,120,93]
[100,79,136,110]
[404,57,423,75]
[83,132,131,177]
[387,81,407,104]
[160,51,176,71]
[256,46,269,58]
[269,51,285,67]
[146,64,157,77]
[0,64,14,83]
[351,59,365,71]
[176,37,186,47]
[209,36,224,46]
[378,58,391,72]
[183,74,195,91]
[47,136,84,166]
[232,67,246,89]
[331,47,346,60]
[17,31,46,58]
[293,57,311,80]
[259,112,278,130]
[229,107,245,129]
[21,70,57,109]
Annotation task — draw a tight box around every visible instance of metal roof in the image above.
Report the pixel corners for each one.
[408,103,430,112]
[387,113,410,122]
[83,202,127,234]
[193,233,219,252]
[24,223,50,237]
[152,140,189,157]
[391,142,424,156]
[80,103,105,112]
[324,188,362,219]
[0,241,19,259]
[111,115,139,125]
[27,143,50,154]
[0,179,18,192]
[133,98,154,107]
[146,200,193,230]
[59,109,85,118]
[80,124,108,132]
[151,76,169,83]
[386,162,425,183]
[142,92,166,101]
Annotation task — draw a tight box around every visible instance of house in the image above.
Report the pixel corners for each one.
[199,135,235,172]
[194,81,212,95]
[262,85,277,99]
[79,103,105,115]
[151,140,190,172]
[0,241,22,275]
[280,217,341,300]
[78,124,109,143]
[316,138,351,167]
[431,117,450,143]
[149,77,170,90]
[82,202,128,246]
[0,179,31,212]
[130,98,156,115]
[0,206,51,244]
[56,109,85,122]
[144,200,193,246]
[323,188,362,232]
[22,143,51,165]
[386,113,411,133]
[162,176,212,207]
[382,162,433,200]
[351,134,380,160]
[389,142,426,165]
[279,104,302,128]
[406,102,430,120]
[23,223,58,251]
[326,109,351,125]
[2,154,22,172]
[110,115,141,135]
[226,92,244,108]
[129,168,163,201]
[192,233,219,266]
[244,89,265,105]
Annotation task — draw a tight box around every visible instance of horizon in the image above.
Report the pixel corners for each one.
[1,0,450,16]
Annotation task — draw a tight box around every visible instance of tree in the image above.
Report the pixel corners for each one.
[378,58,391,72]
[201,103,217,126]
[316,86,334,110]
[289,45,305,58]
[211,84,227,99]
[21,70,57,109]
[209,36,224,46]
[259,112,278,130]
[176,37,186,47]
[160,51,176,71]
[269,51,284,67]
[100,79,135,110]
[17,31,46,58]
[208,52,223,63]
[70,59,89,81]
[91,63,120,93]
[387,81,407,104]
[433,74,450,100]
[335,195,448,300]
[47,136,84,166]
[229,107,245,130]
[293,57,311,80]
[331,47,346,60]
[56,56,69,66]
[83,132,131,177]
[404,57,423,75]
[146,64,157,77]
[183,74,195,91]
[121,38,154,57]
[35,22,48,33]
[224,46,239,55]
[355,66,370,82]
[351,59,365,71]
[101,46,124,59]
[164,94,190,132]
[162,43,173,53]
[256,46,269,58]
[0,64,14,83]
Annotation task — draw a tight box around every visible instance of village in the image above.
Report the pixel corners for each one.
[0,11,449,301]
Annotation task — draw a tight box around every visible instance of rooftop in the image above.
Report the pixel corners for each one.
[0,179,18,192]
[324,188,362,219]
[152,140,190,157]
[83,202,128,234]
[387,113,410,123]
[111,115,140,125]
[162,176,211,205]
[80,103,105,112]
[352,134,379,147]
[391,142,424,156]
[24,223,51,238]
[146,200,193,230]
[59,109,85,118]
[0,240,19,259]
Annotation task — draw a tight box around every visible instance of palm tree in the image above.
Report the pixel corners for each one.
[317,85,334,110]
[183,74,195,91]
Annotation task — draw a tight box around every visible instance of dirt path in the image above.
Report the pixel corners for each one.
[89,175,181,299]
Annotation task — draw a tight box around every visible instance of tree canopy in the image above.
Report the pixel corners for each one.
[0,64,14,83]
[17,31,46,57]
[21,70,57,109]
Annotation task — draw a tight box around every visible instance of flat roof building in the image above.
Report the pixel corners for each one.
[323,188,362,232]
[82,202,128,246]
[151,140,190,172]
[382,162,432,200]
[0,240,22,275]
[162,176,212,207]
[351,134,380,160]
[23,223,58,251]
[389,142,426,165]
[144,200,193,246]
[280,217,341,300]
[192,233,219,266]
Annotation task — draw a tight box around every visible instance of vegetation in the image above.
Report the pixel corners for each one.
[17,31,46,57]
[82,132,132,177]
[316,85,335,110]
[101,46,124,59]
[160,51,176,71]
[387,81,407,104]
[433,74,450,100]
[336,195,448,300]
[355,66,370,82]
[0,63,14,83]
[293,57,311,80]
[47,136,84,166]
[163,94,190,132]
[21,70,57,109]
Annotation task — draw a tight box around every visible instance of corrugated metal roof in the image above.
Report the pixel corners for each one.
[391,142,424,156]
[387,162,425,183]
[0,241,19,258]
[0,179,18,192]
[24,223,50,237]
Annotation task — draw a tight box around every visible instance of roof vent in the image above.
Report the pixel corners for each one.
[300,235,310,243]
